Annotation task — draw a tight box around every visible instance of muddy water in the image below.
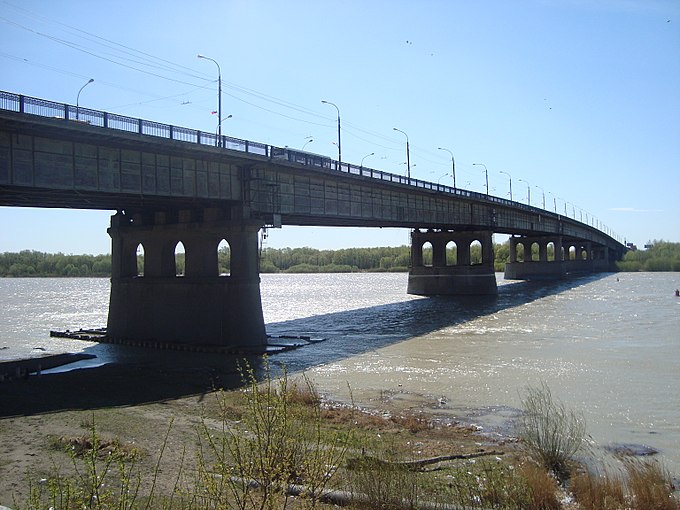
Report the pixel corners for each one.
[1,272,679,474]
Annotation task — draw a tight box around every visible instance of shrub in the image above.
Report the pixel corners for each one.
[195,361,350,509]
[518,383,585,480]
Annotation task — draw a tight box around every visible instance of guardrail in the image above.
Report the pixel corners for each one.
[0,90,622,244]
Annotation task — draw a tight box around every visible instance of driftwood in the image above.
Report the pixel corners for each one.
[347,449,505,471]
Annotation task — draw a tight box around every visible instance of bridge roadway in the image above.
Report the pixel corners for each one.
[0,91,627,352]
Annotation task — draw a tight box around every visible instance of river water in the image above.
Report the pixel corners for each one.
[1,273,679,475]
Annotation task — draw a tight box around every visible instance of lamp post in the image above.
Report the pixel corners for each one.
[302,138,313,151]
[321,100,341,167]
[360,152,374,170]
[534,185,546,210]
[518,178,531,206]
[548,192,558,213]
[198,54,222,147]
[499,170,512,201]
[393,127,410,179]
[437,147,456,188]
[76,78,94,120]
[472,163,489,195]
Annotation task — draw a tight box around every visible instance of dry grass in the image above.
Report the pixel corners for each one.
[390,412,432,433]
[626,459,680,510]
[518,462,562,510]
[571,460,679,510]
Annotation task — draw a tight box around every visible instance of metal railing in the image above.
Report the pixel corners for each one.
[0,90,623,244]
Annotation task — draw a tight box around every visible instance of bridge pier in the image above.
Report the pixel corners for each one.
[504,235,567,280]
[505,236,616,279]
[106,210,267,351]
[407,229,497,295]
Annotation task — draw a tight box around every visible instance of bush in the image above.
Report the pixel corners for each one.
[518,383,585,480]
[195,361,350,509]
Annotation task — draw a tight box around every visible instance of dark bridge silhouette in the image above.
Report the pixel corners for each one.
[0,91,626,352]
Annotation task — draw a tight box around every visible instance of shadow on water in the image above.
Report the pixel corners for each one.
[0,273,611,417]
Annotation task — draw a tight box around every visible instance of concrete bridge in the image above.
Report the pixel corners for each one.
[0,91,626,352]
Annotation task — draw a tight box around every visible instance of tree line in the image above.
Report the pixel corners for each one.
[1,240,678,277]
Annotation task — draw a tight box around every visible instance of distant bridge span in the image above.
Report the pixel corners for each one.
[0,92,626,351]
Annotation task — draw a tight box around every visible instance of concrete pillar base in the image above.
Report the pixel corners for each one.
[504,261,567,280]
[107,277,266,351]
[407,270,498,295]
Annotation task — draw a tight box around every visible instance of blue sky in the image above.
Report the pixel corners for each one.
[1,0,678,254]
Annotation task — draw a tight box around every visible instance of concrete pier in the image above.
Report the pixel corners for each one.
[106,210,267,351]
[407,229,497,295]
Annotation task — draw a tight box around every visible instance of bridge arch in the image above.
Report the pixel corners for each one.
[421,241,433,267]
[174,241,186,276]
[470,239,483,265]
[218,238,231,276]
[446,240,457,266]
[530,242,540,261]
[135,243,144,276]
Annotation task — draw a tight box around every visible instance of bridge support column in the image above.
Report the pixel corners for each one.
[407,229,497,295]
[106,210,267,351]
[504,235,566,280]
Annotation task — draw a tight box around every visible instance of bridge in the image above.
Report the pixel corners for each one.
[0,91,626,352]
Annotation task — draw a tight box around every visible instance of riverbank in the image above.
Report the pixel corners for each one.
[0,361,518,506]
[2,361,678,508]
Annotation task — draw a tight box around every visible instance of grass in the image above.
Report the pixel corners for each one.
[571,459,680,510]
[12,373,680,510]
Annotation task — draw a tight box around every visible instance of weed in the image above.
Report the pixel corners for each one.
[518,382,585,480]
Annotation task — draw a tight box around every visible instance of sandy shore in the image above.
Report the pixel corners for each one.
[0,357,514,506]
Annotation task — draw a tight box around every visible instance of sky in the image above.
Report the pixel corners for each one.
[0,0,678,255]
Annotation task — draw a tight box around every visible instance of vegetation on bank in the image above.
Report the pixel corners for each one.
[16,368,678,510]
[1,240,679,277]
[615,240,680,272]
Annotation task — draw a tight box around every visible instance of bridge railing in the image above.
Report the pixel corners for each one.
[0,90,622,244]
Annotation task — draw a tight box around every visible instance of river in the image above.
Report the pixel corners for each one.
[1,272,679,475]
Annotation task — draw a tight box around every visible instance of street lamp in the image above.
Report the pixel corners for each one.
[393,127,410,179]
[76,78,94,120]
[321,100,341,167]
[499,170,513,201]
[548,191,558,213]
[198,54,222,146]
[472,163,489,195]
[302,138,313,151]
[360,152,375,170]
[534,185,546,210]
[437,147,456,188]
[518,178,531,206]
[437,173,450,185]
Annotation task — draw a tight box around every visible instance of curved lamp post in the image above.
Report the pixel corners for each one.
[499,170,513,201]
[76,78,94,120]
[548,191,558,213]
[534,185,546,210]
[393,127,410,179]
[472,163,489,195]
[437,147,456,188]
[302,138,313,151]
[198,54,222,146]
[518,178,531,206]
[360,152,374,170]
[321,100,341,167]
